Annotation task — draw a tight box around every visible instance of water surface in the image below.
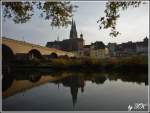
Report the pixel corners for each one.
[2,68,148,111]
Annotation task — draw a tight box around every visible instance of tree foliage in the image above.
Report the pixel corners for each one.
[97,1,143,37]
[2,1,146,37]
[2,1,77,27]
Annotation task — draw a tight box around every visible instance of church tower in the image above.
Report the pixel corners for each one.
[70,19,78,39]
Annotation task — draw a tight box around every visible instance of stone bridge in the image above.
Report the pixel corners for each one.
[2,37,74,61]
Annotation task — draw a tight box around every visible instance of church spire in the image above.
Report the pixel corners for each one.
[73,21,77,38]
[70,19,78,39]
[71,18,74,29]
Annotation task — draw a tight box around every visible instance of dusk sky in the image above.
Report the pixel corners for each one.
[2,1,149,46]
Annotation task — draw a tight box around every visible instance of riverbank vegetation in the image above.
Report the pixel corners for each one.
[10,55,148,72]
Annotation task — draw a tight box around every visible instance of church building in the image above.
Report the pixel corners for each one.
[46,20,84,52]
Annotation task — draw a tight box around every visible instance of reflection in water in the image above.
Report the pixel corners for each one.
[2,72,14,92]
[2,68,148,111]
[61,76,85,107]
[2,72,43,92]
[91,75,106,84]
[28,74,42,83]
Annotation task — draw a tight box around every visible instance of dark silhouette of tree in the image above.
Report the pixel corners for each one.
[97,1,146,37]
[2,2,78,27]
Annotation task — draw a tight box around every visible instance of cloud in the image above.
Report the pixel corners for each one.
[2,1,149,46]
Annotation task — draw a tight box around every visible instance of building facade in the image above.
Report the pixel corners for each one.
[107,43,117,57]
[46,20,84,52]
[107,37,148,57]
[90,41,108,59]
[83,45,91,57]
[136,37,148,55]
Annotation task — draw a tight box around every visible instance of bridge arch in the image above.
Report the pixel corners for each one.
[28,49,42,60]
[49,52,58,59]
[2,44,15,65]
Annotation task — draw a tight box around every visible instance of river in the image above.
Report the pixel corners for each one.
[2,68,148,111]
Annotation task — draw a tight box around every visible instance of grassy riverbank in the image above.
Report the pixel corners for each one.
[10,55,148,72]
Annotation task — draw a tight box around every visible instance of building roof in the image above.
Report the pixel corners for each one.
[84,45,90,48]
[46,40,61,46]
[121,42,136,48]
[136,42,148,47]
[91,41,105,49]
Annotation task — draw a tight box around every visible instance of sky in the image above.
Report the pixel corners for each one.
[2,1,149,46]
